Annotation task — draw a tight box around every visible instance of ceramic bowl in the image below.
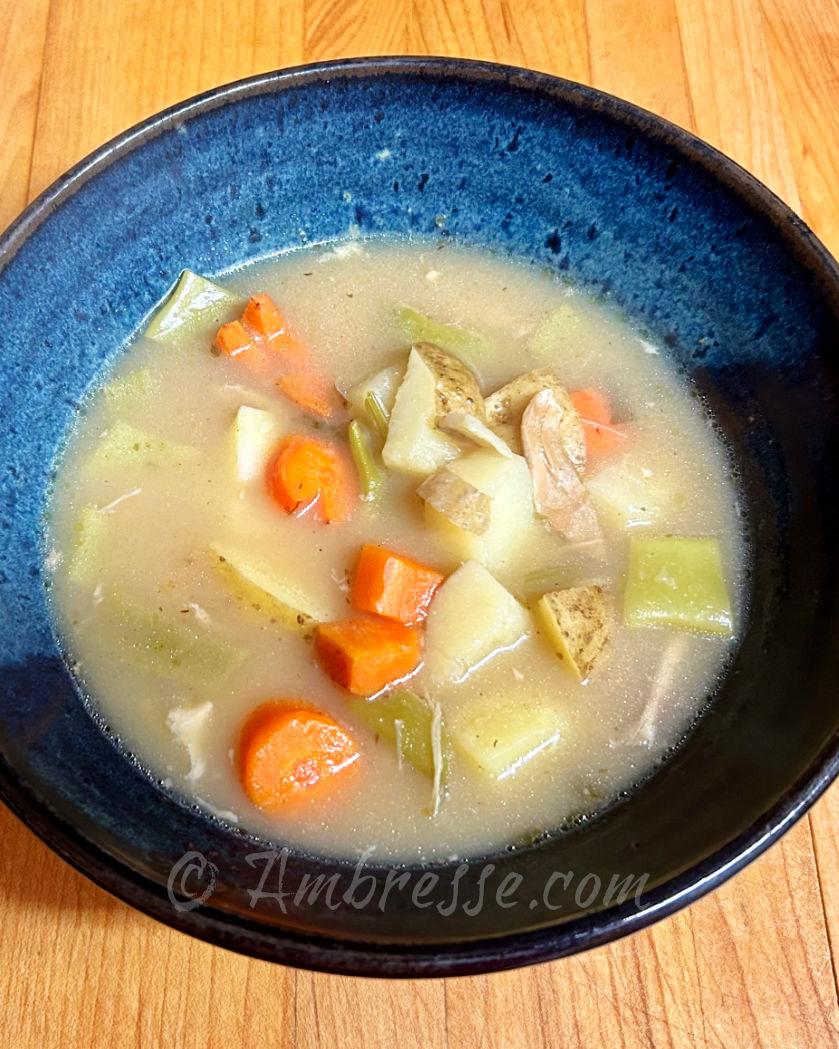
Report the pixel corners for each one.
[2,57,839,977]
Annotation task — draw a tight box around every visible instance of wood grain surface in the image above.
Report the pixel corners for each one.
[2,1,839,1046]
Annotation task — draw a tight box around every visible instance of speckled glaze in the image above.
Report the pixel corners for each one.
[2,58,839,977]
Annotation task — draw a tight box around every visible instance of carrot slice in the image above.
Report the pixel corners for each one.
[351,544,445,626]
[238,702,359,811]
[266,433,356,523]
[315,617,422,696]
[570,387,627,458]
[277,371,344,422]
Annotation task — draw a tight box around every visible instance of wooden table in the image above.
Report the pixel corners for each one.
[2,1,839,1045]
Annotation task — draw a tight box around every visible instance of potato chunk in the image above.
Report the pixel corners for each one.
[417,466,491,535]
[451,698,563,780]
[422,449,538,576]
[485,368,585,465]
[413,342,485,421]
[381,348,460,476]
[534,585,611,681]
[425,560,530,683]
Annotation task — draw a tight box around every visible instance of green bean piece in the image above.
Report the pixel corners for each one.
[348,419,384,499]
[364,391,390,440]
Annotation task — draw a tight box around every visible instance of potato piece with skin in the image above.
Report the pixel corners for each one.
[412,342,485,421]
[522,389,602,544]
[534,585,611,681]
[485,368,586,466]
[425,560,530,684]
[422,448,538,576]
[417,466,491,535]
[382,349,460,476]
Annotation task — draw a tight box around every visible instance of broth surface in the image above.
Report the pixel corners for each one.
[47,238,746,861]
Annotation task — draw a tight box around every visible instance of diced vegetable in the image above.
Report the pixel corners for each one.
[381,349,460,476]
[412,342,485,421]
[84,421,198,473]
[533,585,611,681]
[522,389,602,543]
[438,412,513,457]
[241,292,287,337]
[276,371,344,421]
[422,449,537,574]
[451,698,563,780]
[103,593,245,684]
[211,542,331,636]
[215,319,252,359]
[233,405,287,482]
[528,302,582,358]
[418,466,491,535]
[103,368,156,409]
[346,363,403,429]
[66,505,108,584]
[395,306,490,364]
[167,702,213,782]
[238,702,360,810]
[424,560,529,683]
[569,388,627,458]
[351,544,445,626]
[348,689,450,780]
[624,536,734,636]
[485,368,586,466]
[585,455,677,530]
[265,433,356,523]
[365,393,390,440]
[347,420,384,500]
[315,617,422,696]
[145,270,241,344]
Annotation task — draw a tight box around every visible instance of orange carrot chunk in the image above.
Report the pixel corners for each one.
[238,702,360,811]
[214,319,252,358]
[277,371,344,422]
[570,387,627,458]
[241,293,288,338]
[351,544,445,626]
[315,617,422,696]
[266,433,356,523]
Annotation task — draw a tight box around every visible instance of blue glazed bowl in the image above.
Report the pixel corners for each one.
[2,57,839,977]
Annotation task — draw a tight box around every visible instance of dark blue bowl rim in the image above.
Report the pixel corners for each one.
[2,54,839,978]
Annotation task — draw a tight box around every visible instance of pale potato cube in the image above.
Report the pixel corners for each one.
[425,560,530,683]
[452,698,563,780]
[233,405,287,481]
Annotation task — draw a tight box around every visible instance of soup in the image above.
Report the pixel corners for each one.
[46,239,746,862]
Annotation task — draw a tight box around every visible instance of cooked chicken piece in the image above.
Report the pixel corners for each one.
[485,368,586,465]
[521,388,601,543]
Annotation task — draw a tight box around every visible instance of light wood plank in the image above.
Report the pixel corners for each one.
[691,819,839,1048]
[758,0,839,257]
[674,0,800,207]
[0,0,51,230]
[296,972,446,1048]
[304,0,410,61]
[585,0,694,130]
[410,0,591,83]
[27,0,306,200]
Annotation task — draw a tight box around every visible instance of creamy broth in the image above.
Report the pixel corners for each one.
[46,239,746,861]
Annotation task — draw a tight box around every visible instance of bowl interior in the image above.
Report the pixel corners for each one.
[2,58,839,976]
